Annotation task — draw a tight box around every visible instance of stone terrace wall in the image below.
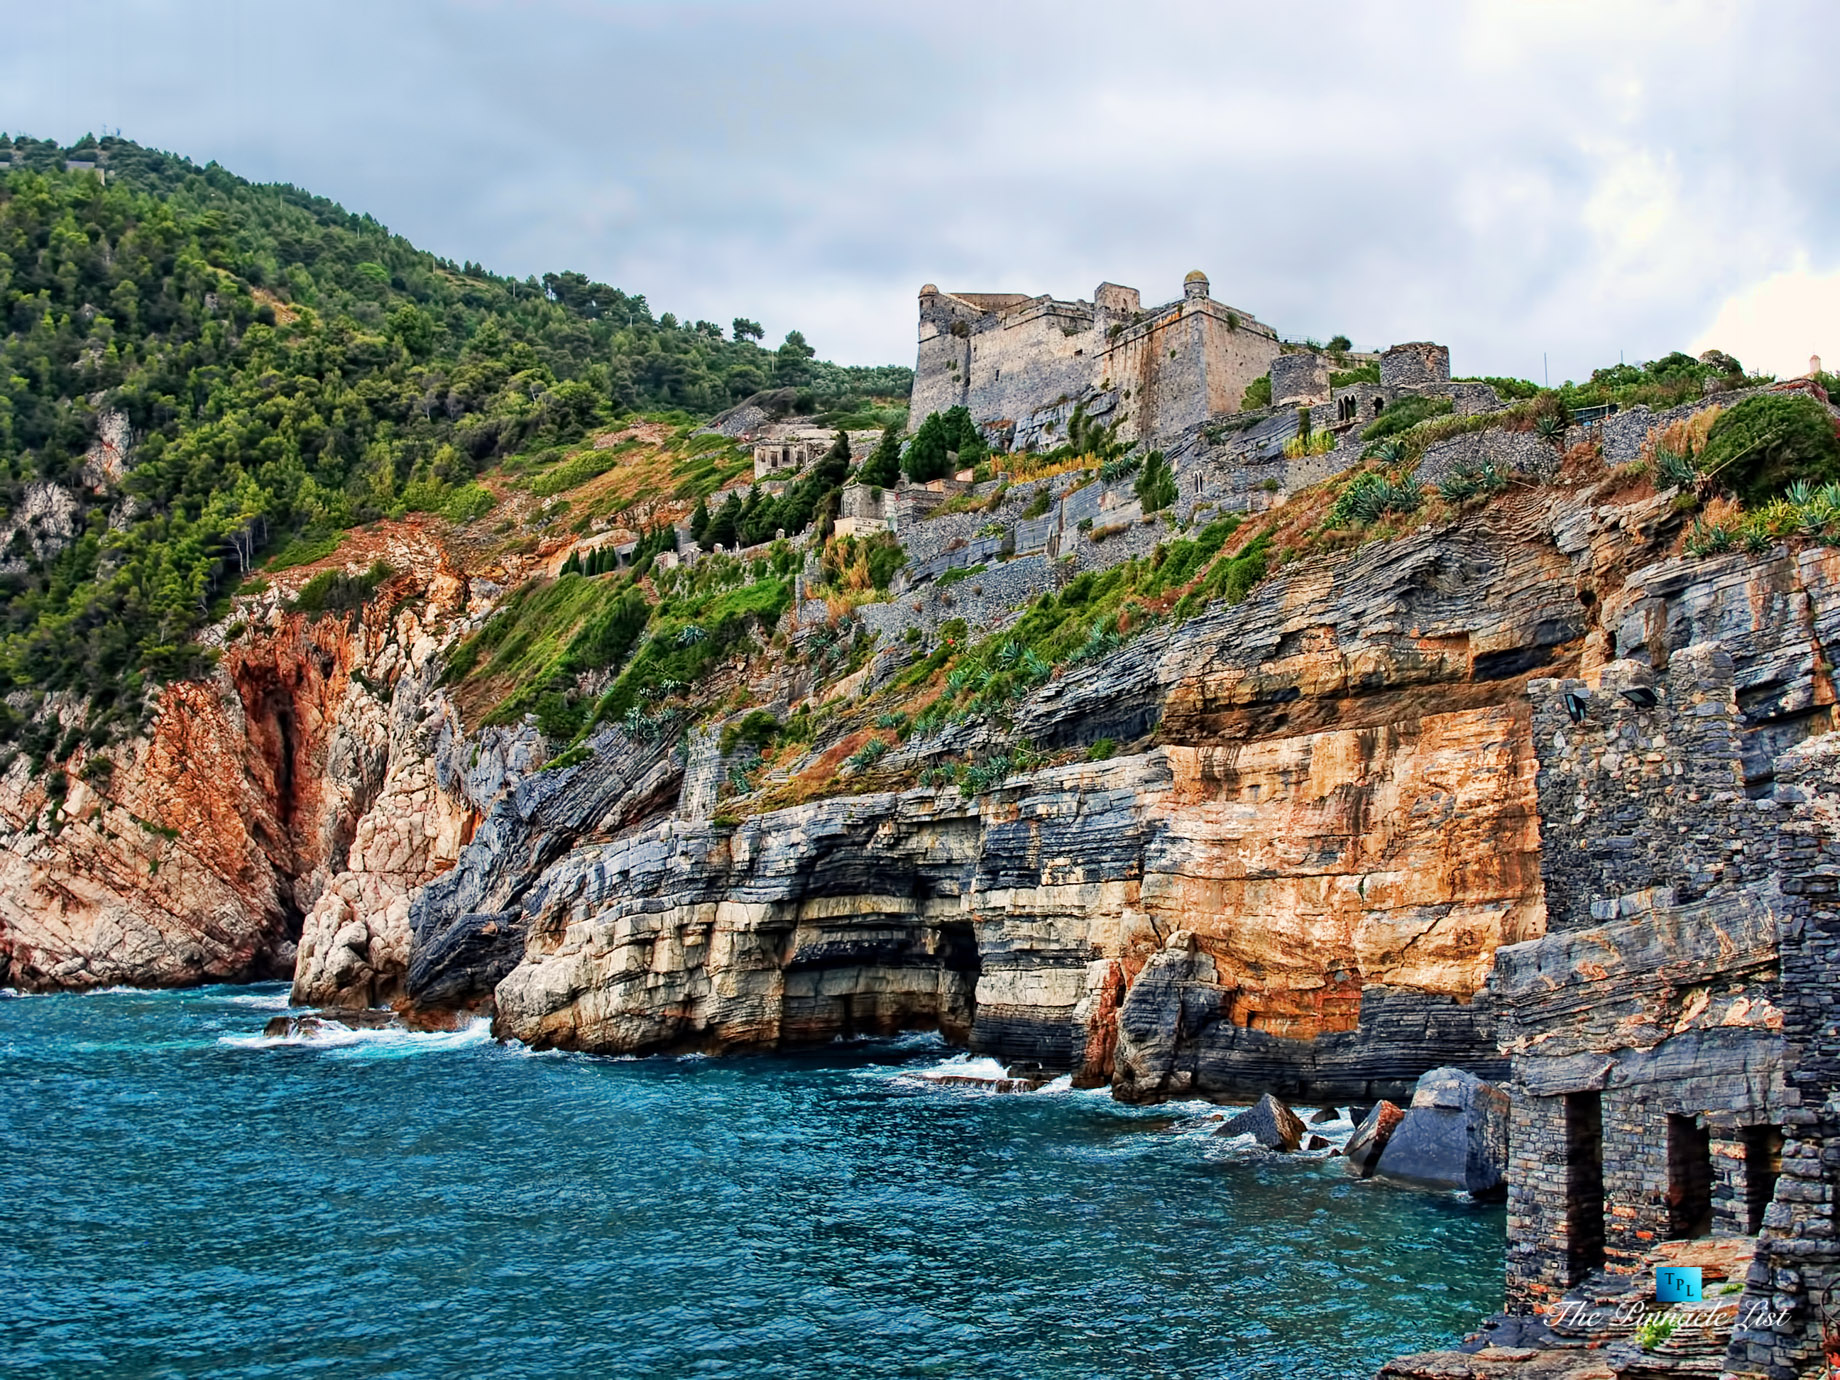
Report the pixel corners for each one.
[1721,735,1840,1380]
[1500,646,1791,1303]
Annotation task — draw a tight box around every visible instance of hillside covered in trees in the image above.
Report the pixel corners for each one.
[0,133,909,758]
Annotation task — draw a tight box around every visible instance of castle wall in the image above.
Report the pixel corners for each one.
[965,299,1095,428]
[1382,341,1451,389]
[1271,352,1332,406]
[911,280,1280,447]
[911,288,979,421]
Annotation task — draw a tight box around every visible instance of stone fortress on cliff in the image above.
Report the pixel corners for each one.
[906,272,1502,459]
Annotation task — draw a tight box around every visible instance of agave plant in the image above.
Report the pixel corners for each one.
[1535,412,1567,445]
[1438,472,1479,503]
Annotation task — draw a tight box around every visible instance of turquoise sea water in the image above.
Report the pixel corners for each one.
[1,985,1504,1379]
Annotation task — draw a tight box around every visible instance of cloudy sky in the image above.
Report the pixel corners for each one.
[5,1,1836,382]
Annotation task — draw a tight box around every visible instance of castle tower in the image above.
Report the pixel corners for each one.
[1183,270,1210,302]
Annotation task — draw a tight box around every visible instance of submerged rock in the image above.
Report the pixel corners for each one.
[1373,1067,1509,1198]
[262,1008,403,1038]
[1216,1092,1305,1150]
[1344,1100,1405,1176]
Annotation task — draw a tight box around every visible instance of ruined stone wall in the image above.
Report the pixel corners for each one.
[1271,352,1331,406]
[1382,341,1451,389]
[1500,638,1808,1305]
[1723,736,1840,1379]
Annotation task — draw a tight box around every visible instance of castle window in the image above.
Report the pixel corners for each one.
[1742,1125,1783,1233]
[1565,1092,1605,1280]
[1667,1113,1713,1239]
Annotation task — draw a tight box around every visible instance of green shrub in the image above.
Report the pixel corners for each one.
[1437,461,1510,504]
[1099,453,1142,484]
[1239,375,1271,410]
[720,709,782,755]
[1135,449,1177,514]
[1700,393,1840,506]
[1086,737,1116,761]
[1361,395,1454,442]
[290,561,394,619]
[846,737,890,770]
[441,482,497,523]
[266,529,342,572]
[1326,472,1422,527]
[1022,489,1052,519]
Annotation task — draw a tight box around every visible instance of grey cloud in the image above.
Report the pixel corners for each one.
[3,1,1836,383]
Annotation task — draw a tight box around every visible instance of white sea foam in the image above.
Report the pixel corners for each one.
[220,991,295,1011]
[913,1054,1011,1082]
[220,1017,494,1057]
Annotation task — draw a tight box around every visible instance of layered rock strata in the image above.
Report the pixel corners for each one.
[479,489,1666,1089]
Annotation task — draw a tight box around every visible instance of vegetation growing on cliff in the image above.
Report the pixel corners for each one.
[0,134,908,764]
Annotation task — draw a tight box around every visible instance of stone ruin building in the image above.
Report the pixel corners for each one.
[1475,633,1840,1379]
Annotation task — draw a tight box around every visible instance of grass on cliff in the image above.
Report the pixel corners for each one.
[445,545,798,736]
[893,515,1269,733]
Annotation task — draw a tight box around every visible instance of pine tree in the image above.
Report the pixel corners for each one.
[707,491,743,548]
[903,412,953,483]
[858,423,902,487]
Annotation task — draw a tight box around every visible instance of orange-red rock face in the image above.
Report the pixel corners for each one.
[1149,706,1544,1041]
[0,537,476,992]
[0,618,362,989]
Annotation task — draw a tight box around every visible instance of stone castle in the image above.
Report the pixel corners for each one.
[909,273,1281,448]
[908,273,1502,453]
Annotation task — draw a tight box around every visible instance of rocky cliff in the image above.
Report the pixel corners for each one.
[4,469,1793,1110]
[0,523,482,993]
[465,485,1674,1099]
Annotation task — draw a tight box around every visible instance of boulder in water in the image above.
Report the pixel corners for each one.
[1308,1107,1340,1125]
[1344,1100,1404,1176]
[1216,1093,1305,1150]
[1373,1067,1510,1198]
[1305,1134,1333,1151]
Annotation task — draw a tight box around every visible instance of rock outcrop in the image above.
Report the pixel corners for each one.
[1218,1092,1307,1150]
[489,489,1648,1079]
[1345,1100,1405,1175]
[1372,1066,1511,1198]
